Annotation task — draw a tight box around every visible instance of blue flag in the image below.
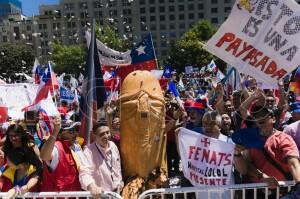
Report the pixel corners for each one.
[162,65,173,78]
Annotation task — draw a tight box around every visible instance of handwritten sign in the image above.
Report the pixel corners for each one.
[204,0,300,88]
[178,128,234,186]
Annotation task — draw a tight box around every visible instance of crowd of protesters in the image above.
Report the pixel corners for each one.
[0,69,299,199]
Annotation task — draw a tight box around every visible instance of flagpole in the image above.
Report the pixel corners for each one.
[149,32,159,69]
[49,61,58,109]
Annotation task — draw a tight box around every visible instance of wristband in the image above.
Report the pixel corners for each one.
[14,186,21,195]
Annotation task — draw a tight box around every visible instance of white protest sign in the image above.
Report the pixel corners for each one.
[204,0,300,88]
[0,83,58,120]
[178,128,234,186]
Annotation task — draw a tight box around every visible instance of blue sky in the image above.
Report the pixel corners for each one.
[22,0,59,16]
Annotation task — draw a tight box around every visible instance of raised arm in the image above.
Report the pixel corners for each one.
[40,115,61,161]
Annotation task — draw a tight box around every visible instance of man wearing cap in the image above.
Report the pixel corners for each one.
[39,116,85,192]
[234,107,300,199]
[184,99,206,133]
[79,121,123,198]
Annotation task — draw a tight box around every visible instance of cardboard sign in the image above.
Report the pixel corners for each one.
[204,0,300,88]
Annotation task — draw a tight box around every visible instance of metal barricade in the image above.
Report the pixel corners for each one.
[138,181,295,199]
[0,191,123,199]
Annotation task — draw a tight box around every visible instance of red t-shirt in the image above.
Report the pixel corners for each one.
[249,131,299,182]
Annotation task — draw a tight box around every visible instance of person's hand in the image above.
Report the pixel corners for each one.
[234,144,245,155]
[215,83,224,96]
[252,89,264,100]
[3,187,18,199]
[278,79,284,88]
[262,174,279,189]
[88,184,103,199]
[240,75,248,89]
[52,115,61,135]
[175,127,181,138]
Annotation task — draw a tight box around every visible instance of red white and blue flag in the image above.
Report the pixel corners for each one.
[22,63,59,111]
[85,32,158,81]
[80,22,107,144]
[32,58,43,84]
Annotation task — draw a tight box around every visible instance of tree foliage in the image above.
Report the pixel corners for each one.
[95,25,131,51]
[51,41,86,75]
[0,43,35,80]
[167,20,226,72]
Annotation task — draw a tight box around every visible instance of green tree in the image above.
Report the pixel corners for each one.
[51,41,86,75]
[0,43,35,80]
[95,25,131,51]
[167,20,226,72]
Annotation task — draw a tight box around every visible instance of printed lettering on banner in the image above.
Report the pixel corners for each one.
[178,128,235,186]
[204,0,300,88]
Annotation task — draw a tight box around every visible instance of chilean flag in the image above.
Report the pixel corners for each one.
[0,105,8,123]
[86,32,158,81]
[32,58,43,84]
[22,63,59,111]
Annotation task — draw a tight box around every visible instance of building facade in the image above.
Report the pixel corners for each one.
[0,0,21,18]
[0,0,235,59]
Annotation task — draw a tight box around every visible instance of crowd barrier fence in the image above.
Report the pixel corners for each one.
[0,182,295,199]
[0,191,122,199]
[138,181,295,199]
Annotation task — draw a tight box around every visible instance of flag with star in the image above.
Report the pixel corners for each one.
[116,33,158,80]
[85,32,158,81]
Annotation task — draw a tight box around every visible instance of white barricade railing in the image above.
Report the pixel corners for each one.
[0,191,123,199]
[138,181,295,199]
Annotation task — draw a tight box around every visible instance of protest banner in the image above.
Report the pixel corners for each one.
[60,86,75,103]
[178,128,235,186]
[0,83,58,120]
[204,0,300,88]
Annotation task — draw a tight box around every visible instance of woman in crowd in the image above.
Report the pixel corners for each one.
[0,147,42,199]
[3,123,40,161]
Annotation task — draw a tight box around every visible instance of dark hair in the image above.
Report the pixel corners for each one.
[6,147,42,175]
[3,124,32,155]
[92,121,108,132]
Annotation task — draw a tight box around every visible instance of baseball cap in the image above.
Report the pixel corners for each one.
[232,128,265,149]
[184,99,206,114]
